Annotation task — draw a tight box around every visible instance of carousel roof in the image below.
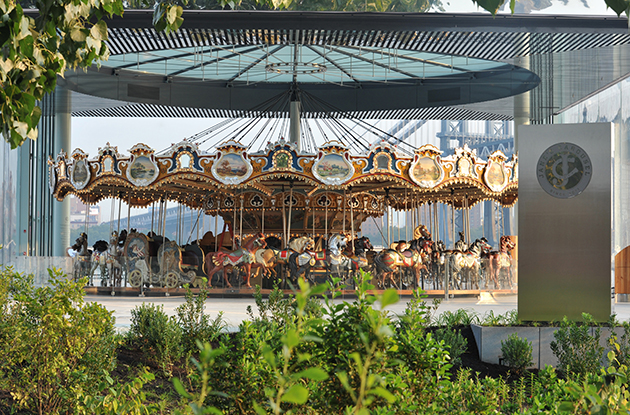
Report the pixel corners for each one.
[49,139,518,213]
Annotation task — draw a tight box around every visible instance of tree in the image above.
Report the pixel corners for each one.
[0,0,185,149]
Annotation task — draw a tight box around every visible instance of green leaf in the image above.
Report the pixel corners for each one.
[310,283,328,296]
[380,289,399,309]
[253,402,267,415]
[285,328,300,349]
[172,378,192,398]
[604,0,630,16]
[369,386,396,403]
[590,405,607,415]
[19,36,34,58]
[471,0,503,14]
[558,402,575,412]
[281,384,308,404]
[294,367,329,381]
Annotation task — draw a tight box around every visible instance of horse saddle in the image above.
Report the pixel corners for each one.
[315,251,327,261]
[278,250,292,261]
[496,252,512,268]
[455,253,478,268]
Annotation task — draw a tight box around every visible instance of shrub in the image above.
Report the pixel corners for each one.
[550,313,604,377]
[129,302,182,375]
[176,283,226,355]
[0,267,116,415]
[501,333,534,373]
[481,309,519,326]
[434,308,480,327]
[434,327,467,365]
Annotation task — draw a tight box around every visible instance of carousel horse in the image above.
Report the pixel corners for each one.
[90,239,109,285]
[254,236,314,279]
[454,231,468,252]
[198,230,235,254]
[344,236,374,273]
[289,233,352,281]
[485,236,516,289]
[205,233,266,288]
[373,239,430,289]
[106,231,123,287]
[447,238,492,290]
[71,233,93,282]
[414,224,432,240]
[429,240,448,289]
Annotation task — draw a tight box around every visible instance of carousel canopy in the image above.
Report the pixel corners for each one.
[49,139,517,215]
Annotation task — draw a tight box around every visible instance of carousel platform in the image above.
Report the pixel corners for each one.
[83,286,518,298]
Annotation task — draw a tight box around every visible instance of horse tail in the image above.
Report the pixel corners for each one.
[373,252,393,274]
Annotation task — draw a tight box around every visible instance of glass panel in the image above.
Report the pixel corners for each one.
[0,141,18,265]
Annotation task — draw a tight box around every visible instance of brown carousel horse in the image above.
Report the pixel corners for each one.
[205,233,266,288]
[373,239,431,289]
[485,236,516,289]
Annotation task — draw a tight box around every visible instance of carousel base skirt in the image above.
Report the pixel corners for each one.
[83,286,517,298]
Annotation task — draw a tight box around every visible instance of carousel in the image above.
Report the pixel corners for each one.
[48,29,532,294]
[49,117,518,295]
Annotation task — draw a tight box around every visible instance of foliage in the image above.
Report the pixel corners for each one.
[434,308,480,327]
[0,267,117,415]
[76,369,158,414]
[557,348,630,414]
[501,333,534,373]
[254,279,330,415]
[173,341,225,415]
[129,302,183,375]
[434,327,467,365]
[176,282,226,355]
[0,0,124,148]
[551,313,605,377]
[611,322,630,368]
[481,309,520,326]
[398,288,441,332]
[10,264,630,414]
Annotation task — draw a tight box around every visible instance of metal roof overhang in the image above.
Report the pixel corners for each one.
[44,10,630,120]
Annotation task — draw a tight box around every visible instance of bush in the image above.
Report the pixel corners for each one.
[501,333,534,373]
[129,302,182,375]
[434,327,467,365]
[176,283,226,355]
[0,267,117,415]
[434,308,480,327]
[550,313,604,377]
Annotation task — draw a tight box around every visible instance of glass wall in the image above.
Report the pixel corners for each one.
[555,79,630,256]
[0,140,18,265]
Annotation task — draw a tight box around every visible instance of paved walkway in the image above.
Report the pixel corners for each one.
[85,292,630,332]
[84,292,516,331]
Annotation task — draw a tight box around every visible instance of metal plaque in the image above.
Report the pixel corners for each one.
[518,123,611,322]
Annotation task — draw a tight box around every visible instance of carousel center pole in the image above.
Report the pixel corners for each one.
[289,45,301,153]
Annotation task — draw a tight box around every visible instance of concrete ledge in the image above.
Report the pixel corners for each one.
[471,324,625,369]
